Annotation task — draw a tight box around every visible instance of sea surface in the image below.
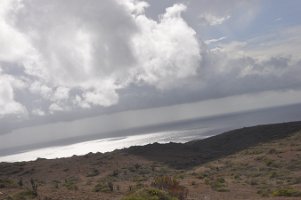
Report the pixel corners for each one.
[0,128,214,162]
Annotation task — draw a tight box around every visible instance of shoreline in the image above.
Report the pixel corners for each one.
[0,128,216,163]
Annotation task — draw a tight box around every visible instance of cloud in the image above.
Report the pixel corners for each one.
[31,109,45,116]
[119,0,149,15]
[205,36,226,45]
[131,4,202,89]
[0,0,141,113]
[82,81,119,107]
[16,0,138,83]
[0,0,203,116]
[52,87,70,101]
[0,74,27,117]
[244,25,301,61]
[183,0,260,38]
[199,13,231,26]
[0,1,34,63]
[200,34,301,99]
[49,103,65,113]
[29,81,52,99]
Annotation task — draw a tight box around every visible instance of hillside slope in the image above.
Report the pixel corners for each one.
[126,121,301,168]
[1,121,301,199]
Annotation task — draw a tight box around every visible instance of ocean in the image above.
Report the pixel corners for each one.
[1,103,301,162]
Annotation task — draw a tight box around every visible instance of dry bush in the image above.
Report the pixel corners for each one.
[152,176,188,200]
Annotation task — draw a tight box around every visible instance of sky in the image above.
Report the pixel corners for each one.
[1,0,301,156]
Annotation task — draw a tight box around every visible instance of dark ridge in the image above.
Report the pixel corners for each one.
[124,121,301,169]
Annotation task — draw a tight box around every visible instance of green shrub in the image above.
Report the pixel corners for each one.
[63,178,78,191]
[12,190,36,200]
[272,188,301,197]
[0,179,16,188]
[210,178,229,192]
[152,176,188,200]
[94,181,114,193]
[122,188,178,200]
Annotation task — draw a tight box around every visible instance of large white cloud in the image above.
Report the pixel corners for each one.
[0,74,27,117]
[0,0,203,115]
[131,4,202,89]
[0,1,30,62]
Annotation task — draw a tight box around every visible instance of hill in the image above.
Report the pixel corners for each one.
[1,121,301,199]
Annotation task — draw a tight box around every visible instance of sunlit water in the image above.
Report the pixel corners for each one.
[0,128,214,162]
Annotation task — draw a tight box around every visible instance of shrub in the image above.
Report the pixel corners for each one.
[30,178,38,196]
[0,179,16,188]
[268,148,277,154]
[272,188,301,197]
[134,164,141,170]
[265,160,274,167]
[122,188,178,200]
[152,176,188,200]
[108,182,114,192]
[12,190,37,200]
[292,177,301,184]
[86,169,99,177]
[18,178,23,187]
[209,178,229,192]
[257,188,271,197]
[94,181,114,193]
[63,178,78,191]
[112,169,119,177]
[52,180,60,189]
[249,179,258,186]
